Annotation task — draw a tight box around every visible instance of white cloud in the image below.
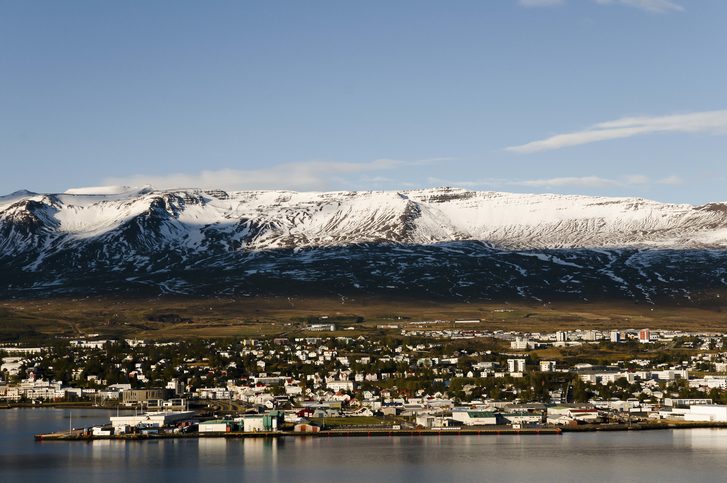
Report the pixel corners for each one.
[518,0,565,7]
[104,158,449,192]
[512,175,650,188]
[657,175,683,185]
[622,174,650,185]
[594,0,684,13]
[506,109,727,154]
[427,177,504,188]
[429,174,674,189]
[518,0,684,12]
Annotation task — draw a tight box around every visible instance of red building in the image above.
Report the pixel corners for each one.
[639,328,651,343]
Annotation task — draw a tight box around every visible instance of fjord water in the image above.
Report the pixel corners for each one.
[3,409,727,482]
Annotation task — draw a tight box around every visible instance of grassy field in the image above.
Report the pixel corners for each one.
[1,295,727,341]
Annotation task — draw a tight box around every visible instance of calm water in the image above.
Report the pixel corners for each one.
[2,408,727,482]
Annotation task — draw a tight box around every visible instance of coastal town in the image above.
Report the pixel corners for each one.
[4,319,727,439]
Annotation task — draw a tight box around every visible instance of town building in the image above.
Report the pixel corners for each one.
[639,329,651,344]
[109,411,196,434]
[507,359,526,373]
[451,409,500,426]
[121,388,167,405]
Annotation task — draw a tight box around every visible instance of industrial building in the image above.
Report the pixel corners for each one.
[451,409,500,426]
[109,410,196,433]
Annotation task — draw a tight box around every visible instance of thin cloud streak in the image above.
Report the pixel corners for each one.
[518,0,565,7]
[595,0,684,13]
[657,175,683,185]
[517,0,684,12]
[506,110,727,154]
[104,158,451,192]
[428,174,681,189]
[515,175,640,188]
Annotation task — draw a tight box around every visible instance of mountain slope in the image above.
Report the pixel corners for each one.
[1,187,727,302]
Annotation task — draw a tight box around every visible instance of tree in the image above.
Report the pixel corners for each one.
[572,377,590,403]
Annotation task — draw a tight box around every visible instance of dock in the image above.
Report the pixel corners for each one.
[35,427,562,441]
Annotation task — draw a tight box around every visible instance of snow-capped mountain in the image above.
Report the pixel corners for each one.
[2,186,727,301]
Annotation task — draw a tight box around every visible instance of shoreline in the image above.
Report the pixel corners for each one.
[560,421,727,432]
[1,402,106,410]
[33,421,727,441]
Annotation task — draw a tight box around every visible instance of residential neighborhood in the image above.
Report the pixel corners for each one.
[5,322,727,438]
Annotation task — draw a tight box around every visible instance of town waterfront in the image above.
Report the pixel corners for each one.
[3,409,727,482]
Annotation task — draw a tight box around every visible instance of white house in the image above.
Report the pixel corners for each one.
[327,380,354,392]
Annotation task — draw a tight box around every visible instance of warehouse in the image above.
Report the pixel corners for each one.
[109,411,195,433]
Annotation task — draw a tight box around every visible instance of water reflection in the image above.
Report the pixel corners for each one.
[673,427,727,450]
[5,409,727,482]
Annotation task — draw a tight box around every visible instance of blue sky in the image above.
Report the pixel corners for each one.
[1,0,726,203]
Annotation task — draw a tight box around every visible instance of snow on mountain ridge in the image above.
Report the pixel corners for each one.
[1,187,727,251]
